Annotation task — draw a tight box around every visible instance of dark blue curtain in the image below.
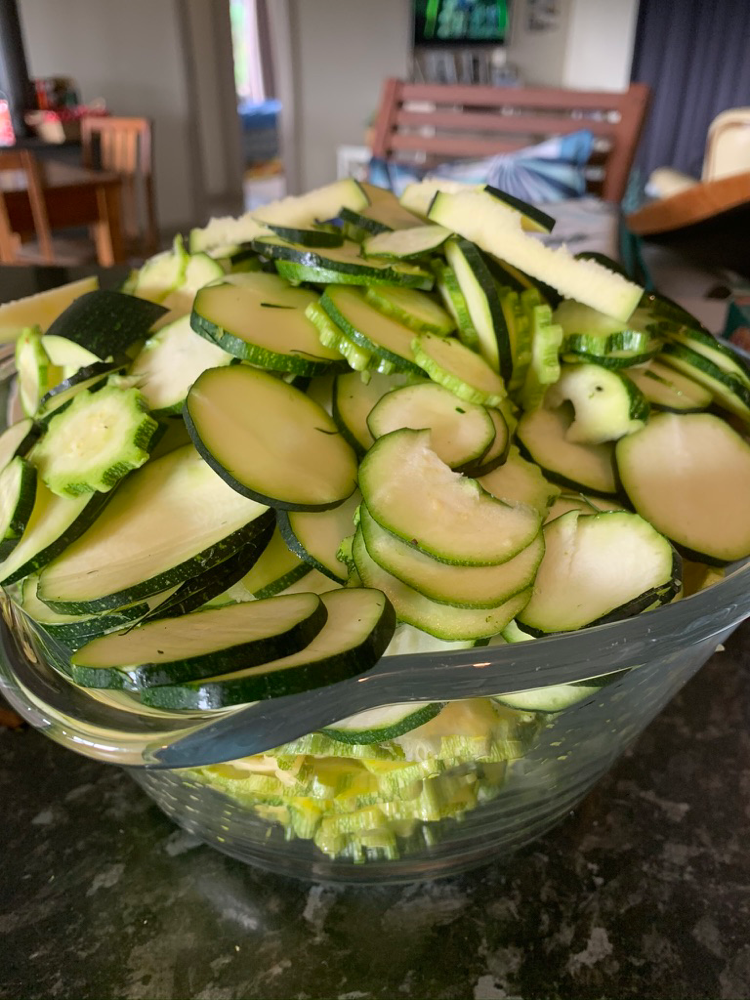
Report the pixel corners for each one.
[630,0,750,179]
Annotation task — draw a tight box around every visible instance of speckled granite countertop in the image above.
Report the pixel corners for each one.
[1,625,749,1000]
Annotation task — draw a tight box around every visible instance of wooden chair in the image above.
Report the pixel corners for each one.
[0,149,53,262]
[370,79,652,203]
[82,116,158,258]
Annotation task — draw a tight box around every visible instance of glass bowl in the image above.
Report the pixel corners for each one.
[1,355,749,883]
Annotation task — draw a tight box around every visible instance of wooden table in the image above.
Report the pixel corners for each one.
[0,160,124,266]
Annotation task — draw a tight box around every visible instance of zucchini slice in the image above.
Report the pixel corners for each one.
[445,238,512,381]
[70,592,328,690]
[516,406,618,496]
[364,285,455,336]
[615,411,750,563]
[144,516,275,621]
[277,489,361,583]
[36,357,131,423]
[367,382,496,470]
[0,418,39,474]
[321,286,425,376]
[44,290,166,358]
[358,428,540,566]
[0,482,112,585]
[661,323,750,389]
[30,385,159,497]
[432,260,479,348]
[359,503,543,608]
[478,445,560,517]
[517,510,679,633]
[184,366,358,511]
[191,273,345,375]
[322,703,444,744]
[236,525,311,600]
[412,332,506,407]
[460,406,511,476]
[37,444,272,614]
[139,588,396,709]
[15,327,57,417]
[624,360,712,413]
[129,314,235,414]
[41,334,101,372]
[305,302,388,375]
[659,342,750,423]
[0,457,37,558]
[353,528,531,640]
[265,223,344,248]
[545,363,650,444]
[332,371,415,455]
[429,190,642,322]
[362,225,451,260]
[485,186,556,233]
[253,178,369,228]
[254,237,433,290]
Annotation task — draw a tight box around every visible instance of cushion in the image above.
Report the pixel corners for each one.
[368,130,595,203]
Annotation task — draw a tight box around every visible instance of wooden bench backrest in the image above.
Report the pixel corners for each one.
[370,79,651,203]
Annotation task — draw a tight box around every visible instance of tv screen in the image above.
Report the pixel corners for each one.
[413,0,509,47]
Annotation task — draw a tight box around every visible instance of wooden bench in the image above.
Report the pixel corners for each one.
[370,79,651,203]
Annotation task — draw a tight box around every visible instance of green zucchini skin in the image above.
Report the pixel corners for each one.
[70,592,329,691]
[0,458,37,558]
[43,290,166,357]
[143,512,275,621]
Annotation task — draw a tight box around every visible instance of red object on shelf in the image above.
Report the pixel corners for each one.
[0,96,15,147]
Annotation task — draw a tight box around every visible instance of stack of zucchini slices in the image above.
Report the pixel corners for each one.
[1,175,749,733]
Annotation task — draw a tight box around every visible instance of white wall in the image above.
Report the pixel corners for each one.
[562,0,639,90]
[506,0,639,90]
[18,0,243,234]
[283,0,412,192]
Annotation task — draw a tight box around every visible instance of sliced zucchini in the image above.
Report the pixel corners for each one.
[625,360,712,413]
[364,285,454,336]
[0,457,37,558]
[358,428,540,566]
[253,178,369,228]
[44,290,166,358]
[0,482,111,585]
[255,237,433,290]
[494,676,613,714]
[30,385,159,498]
[399,178,485,219]
[40,334,101,371]
[139,588,395,709]
[332,371,415,455]
[516,300,564,412]
[277,490,361,583]
[305,302,386,375]
[485,186,556,233]
[615,411,750,563]
[322,703,444,744]
[460,407,511,476]
[432,260,479,348]
[70,592,328,690]
[132,237,189,303]
[517,510,679,633]
[37,444,272,614]
[367,382,496,470]
[151,252,226,323]
[516,406,618,496]
[265,223,344,248]
[362,225,451,260]
[184,366,358,511]
[544,492,624,523]
[659,342,750,422]
[428,190,642,322]
[353,528,531,640]
[501,288,532,395]
[36,357,131,423]
[478,445,560,517]
[321,286,424,376]
[545,363,650,444]
[144,517,275,621]
[15,327,57,417]
[190,273,345,375]
[412,332,506,407]
[236,525,311,600]
[129,314,235,415]
[359,503,543,608]
[0,275,98,340]
[444,238,512,381]
[0,418,39,474]
[661,323,750,389]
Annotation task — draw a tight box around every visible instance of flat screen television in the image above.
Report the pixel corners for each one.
[413,0,509,47]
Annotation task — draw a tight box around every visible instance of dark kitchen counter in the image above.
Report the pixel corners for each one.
[2,623,749,1000]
